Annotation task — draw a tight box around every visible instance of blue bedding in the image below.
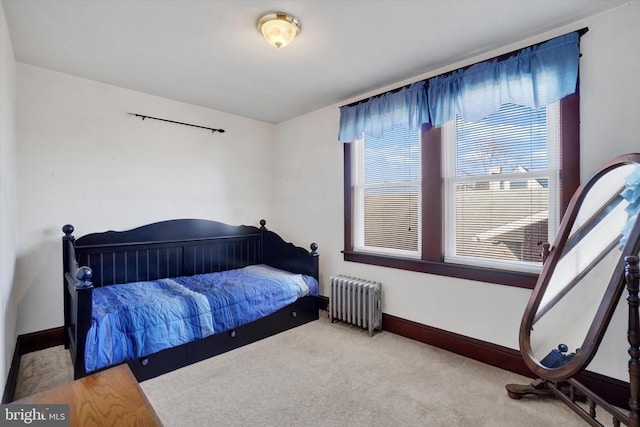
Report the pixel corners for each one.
[85,264,318,372]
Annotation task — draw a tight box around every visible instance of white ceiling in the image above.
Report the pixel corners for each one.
[2,0,629,124]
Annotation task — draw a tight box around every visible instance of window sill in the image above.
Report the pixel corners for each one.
[342,251,538,289]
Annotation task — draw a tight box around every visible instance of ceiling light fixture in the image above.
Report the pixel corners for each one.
[257,12,301,48]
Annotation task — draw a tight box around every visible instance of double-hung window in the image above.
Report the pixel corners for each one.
[352,125,421,258]
[340,32,581,288]
[442,102,561,273]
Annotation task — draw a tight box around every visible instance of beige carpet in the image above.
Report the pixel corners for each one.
[14,313,605,426]
[14,344,74,400]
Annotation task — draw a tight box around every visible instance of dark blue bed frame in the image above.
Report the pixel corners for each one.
[62,219,319,381]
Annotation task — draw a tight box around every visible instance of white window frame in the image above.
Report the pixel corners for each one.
[442,102,561,273]
[352,134,422,259]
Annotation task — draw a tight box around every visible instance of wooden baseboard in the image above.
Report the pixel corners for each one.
[317,295,329,311]
[1,327,64,403]
[381,312,534,376]
[1,339,22,404]
[319,294,629,409]
[19,327,64,355]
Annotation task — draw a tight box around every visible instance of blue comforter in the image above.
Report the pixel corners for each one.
[85,264,318,372]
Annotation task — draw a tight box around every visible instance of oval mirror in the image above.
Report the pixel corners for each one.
[520,153,640,381]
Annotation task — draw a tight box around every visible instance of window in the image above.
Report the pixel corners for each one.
[344,93,579,288]
[352,125,421,258]
[442,102,560,274]
[342,32,581,288]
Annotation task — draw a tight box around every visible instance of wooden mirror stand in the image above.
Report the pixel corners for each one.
[507,254,639,426]
[506,154,640,426]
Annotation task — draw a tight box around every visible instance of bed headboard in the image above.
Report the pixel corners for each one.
[62,219,319,287]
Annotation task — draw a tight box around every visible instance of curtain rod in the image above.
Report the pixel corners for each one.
[128,113,225,134]
[342,27,589,109]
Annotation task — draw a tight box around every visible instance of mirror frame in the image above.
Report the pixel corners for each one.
[519,153,640,381]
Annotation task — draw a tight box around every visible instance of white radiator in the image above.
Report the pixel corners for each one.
[329,275,382,336]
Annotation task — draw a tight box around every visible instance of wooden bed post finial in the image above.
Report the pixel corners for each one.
[62,224,75,240]
[75,266,94,289]
[260,219,267,230]
[310,242,318,255]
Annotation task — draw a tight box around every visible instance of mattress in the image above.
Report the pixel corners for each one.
[85,264,318,372]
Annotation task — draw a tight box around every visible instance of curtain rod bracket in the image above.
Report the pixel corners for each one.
[127,113,225,134]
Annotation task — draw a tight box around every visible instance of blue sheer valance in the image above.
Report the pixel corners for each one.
[427,32,580,128]
[338,32,580,141]
[338,81,429,143]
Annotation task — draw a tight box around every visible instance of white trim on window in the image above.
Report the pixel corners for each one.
[442,102,561,272]
[352,132,422,259]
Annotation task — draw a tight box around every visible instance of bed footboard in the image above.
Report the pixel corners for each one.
[62,225,95,379]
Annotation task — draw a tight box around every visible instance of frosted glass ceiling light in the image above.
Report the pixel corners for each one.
[257,12,301,48]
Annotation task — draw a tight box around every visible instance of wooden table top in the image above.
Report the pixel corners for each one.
[13,363,163,427]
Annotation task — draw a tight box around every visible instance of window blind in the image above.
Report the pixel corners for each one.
[355,125,421,255]
[445,102,560,268]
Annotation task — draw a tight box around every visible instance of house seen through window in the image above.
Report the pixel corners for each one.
[442,102,560,272]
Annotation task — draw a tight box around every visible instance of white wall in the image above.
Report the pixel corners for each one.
[273,2,640,381]
[14,64,276,336]
[0,0,17,394]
